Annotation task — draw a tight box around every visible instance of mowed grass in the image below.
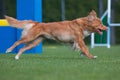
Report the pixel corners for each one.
[0,45,120,80]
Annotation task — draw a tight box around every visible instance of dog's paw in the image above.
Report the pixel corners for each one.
[80,53,84,57]
[80,52,85,57]
[93,56,98,59]
[15,55,19,60]
[6,49,12,53]
[80,54,84,57]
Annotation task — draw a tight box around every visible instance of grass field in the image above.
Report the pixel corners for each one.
[0,45,120,80]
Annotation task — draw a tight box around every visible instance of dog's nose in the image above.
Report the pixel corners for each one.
[103,26,108,30]
[105,27,108,30]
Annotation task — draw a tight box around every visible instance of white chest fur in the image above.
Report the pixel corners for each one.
[83,30,91,39]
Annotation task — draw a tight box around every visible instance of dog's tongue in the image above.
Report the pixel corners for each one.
[97,29,103,35]
[99,32,103,35]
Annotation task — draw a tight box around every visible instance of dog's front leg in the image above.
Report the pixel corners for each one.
[77,38,97,59]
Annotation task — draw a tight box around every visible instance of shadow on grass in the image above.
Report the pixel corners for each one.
[35,55,87,60]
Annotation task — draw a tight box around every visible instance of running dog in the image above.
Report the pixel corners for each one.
[5,10,107,59]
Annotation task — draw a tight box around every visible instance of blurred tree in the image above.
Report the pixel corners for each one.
[98,0,104,17]
[114,0,120,44]
[65,0,98,20]
[6,0,16,17]
[0,0,6,18]
[43,0,99,22]
[43,0,61,22]
[110,0,116,44]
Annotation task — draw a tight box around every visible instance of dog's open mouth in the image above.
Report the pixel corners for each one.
[97,29,103,35]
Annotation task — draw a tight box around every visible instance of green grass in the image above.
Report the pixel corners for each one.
[0,45,120,80]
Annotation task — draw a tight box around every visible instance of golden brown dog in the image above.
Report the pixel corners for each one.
[5,10,107,60]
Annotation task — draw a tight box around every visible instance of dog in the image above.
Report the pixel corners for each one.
[5,10,107,60]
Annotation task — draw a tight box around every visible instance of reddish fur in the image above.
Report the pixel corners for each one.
[5,10,107,59]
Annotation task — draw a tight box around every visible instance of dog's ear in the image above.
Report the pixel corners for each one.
[89,10,97,16]
[87,10,97,22]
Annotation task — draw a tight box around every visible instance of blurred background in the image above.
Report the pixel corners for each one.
[1,1,120,80]
[0,0,120,45]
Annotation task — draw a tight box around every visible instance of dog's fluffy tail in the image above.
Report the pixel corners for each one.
[5,15,33,29]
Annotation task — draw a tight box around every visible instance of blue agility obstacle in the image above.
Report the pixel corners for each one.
[0,0,42,53]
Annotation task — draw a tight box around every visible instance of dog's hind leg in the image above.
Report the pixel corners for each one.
[15,37,43,60]
[6,37,27,53]
[6,35,37,53]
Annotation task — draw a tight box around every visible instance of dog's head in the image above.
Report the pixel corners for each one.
[76,10,108,35]
[85,10,108,34]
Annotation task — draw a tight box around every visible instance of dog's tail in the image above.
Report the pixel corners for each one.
[5,15,33,29]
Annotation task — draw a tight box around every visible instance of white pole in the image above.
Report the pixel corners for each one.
[91,33,94,48]
[107,27,110,48]
[107,0,111,48]
[107,0,111,24]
